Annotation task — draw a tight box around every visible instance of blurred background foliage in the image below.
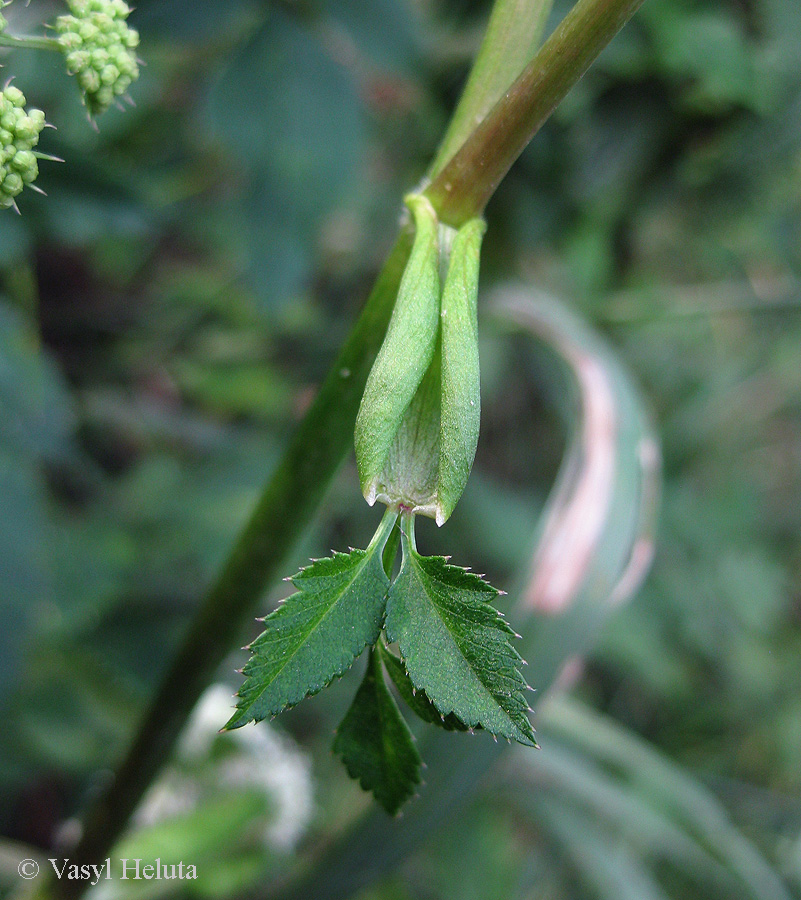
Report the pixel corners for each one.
[1,0,800,898]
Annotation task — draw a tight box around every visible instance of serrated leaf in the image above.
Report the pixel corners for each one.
[379,641,468,731]
[226,512,396,729]
[385,519,536,746]
[333,649,422,815]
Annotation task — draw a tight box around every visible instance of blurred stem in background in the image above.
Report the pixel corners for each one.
[28,0,647,897]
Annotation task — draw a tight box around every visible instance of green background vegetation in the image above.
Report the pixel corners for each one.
[1,0,800,898]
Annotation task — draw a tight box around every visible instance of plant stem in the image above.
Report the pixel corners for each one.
[0,33,60,52]
[426,0,647,226]
[45,231,413,900]
[429,0,554,177]
[40,0,647,896]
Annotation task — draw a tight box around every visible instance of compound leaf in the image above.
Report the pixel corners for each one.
[334,649,422,815]
[226,514,395,729]
[379,641,468,731]
[385,520,536,746]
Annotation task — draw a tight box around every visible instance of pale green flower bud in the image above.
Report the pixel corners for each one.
[3,171,23,195]
[4,86,25,108]
[14,116,39,145]
[79,68,101,93]
[66,50,92,74]
[100,64,120,86]
[13,150,38,182]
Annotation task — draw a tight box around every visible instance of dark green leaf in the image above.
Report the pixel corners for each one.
[333,649,422,815]
[385,520,536,746]
[379,642,468,731]
[226,514,396,728]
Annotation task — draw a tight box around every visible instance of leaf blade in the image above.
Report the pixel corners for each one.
[379,641,468,731]
[385,523,536,746]
[333,649,422,815]
[226,515,395,728]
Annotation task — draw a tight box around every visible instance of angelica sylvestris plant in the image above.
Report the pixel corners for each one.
[228,194,537,814]
[31,2,648,891]
[0,0,140,210]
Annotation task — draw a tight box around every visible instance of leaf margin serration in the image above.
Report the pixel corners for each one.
[385,534,537,747]
[225,543,391,730]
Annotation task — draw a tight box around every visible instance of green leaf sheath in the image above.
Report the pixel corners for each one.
[225,509,397,728]
[354,194,440,505]
[436,217,486,525]
[333,649,422,816]
[379,641,468,732]
[385,516,536,746]
[377,340,442,515]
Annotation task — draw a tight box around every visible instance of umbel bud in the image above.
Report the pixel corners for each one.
[55,0,139,117]
[355,194,485,526]
[0,85,46,211]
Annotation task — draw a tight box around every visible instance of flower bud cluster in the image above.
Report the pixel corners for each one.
[55,0,139,116]
[0,85,46,210]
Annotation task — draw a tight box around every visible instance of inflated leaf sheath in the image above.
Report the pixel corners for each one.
[355,194,441,506]
[437,216,485,524]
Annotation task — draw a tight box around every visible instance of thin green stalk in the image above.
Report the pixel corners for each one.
[39,0,647,896]
[429,0,554,177]
[426,0,647,226]
[0,33,60,51]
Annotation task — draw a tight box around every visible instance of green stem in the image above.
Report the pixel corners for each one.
[46,231,413,900]
[42,0,646,896]
[426,0,647,226]
[0,33,61,52]
[430,0,554,177]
